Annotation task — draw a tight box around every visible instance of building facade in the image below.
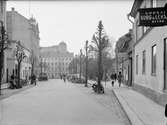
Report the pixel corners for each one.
[129,0,167,106]
[6,8,40,81]
[6,41,32,83]
[40,42,74,79]
[115,29,133,86]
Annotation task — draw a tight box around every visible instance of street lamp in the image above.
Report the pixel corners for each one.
[79,49,83,83]
[85,40,89,87]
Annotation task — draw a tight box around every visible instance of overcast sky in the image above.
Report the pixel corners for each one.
[7,1,133,54]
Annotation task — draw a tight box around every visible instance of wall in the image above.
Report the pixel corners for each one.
[133,0,167,93]
[134,26,167,93]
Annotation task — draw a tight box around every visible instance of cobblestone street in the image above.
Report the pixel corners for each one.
[76,84,131,125]
[0,80,131,125]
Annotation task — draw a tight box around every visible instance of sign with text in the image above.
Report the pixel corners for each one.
[138,6,167,27]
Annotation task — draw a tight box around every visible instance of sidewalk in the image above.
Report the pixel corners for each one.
[0,83,35,100]
[102,81,165,125]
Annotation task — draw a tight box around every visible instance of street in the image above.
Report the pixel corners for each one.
[0,79,131,125]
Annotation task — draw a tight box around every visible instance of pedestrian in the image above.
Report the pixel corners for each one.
[110,74,114,87]
[114,73,117,82]
[63,74,66,82]
[32,74,37,85]
[9,74,17,89]
[117,72,122,87]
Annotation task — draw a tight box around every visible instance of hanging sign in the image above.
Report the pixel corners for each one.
[138,5,167,27]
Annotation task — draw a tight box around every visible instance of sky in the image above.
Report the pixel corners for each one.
[7,0,134,55]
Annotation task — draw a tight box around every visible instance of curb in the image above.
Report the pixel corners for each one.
[113,90,144,125]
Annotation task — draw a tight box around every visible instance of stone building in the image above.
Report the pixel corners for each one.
[6,8,40,81]
[129,0,167,106]
[40,42,74,79]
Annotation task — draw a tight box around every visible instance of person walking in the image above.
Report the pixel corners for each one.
[114,73,117,82]
[63,74,66,82]
[9,74,17,89]
[110,74,113,87]
[32,74,37,86]
[117,72,122,87]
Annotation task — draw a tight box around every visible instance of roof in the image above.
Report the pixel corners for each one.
[115,30,133,53]
[129,0,143,17]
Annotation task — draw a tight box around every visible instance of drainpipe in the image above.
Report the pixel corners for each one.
[127,13,135,86]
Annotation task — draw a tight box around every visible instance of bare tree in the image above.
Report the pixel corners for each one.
[90,20,110,93]
[15,41,26,88]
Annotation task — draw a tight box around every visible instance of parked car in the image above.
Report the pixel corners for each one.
[38,73,48,81]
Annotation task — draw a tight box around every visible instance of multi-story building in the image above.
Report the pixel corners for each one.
[40,42,74,79]
[129,0,167,106]
[6,7,40,81]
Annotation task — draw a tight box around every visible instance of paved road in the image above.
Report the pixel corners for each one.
[0,79,130,125]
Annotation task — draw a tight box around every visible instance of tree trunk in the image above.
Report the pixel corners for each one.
[17,62,21,88]
[85,52,88,87]
[31,63,34,84]
[0,51,4,95]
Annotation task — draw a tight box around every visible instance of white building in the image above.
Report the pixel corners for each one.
[129,0,167,106]
[40,42,74,78]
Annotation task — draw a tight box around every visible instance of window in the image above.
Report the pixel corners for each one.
[136,20,139,41]
[136,55,139,75]
[151,0,157,8]
[151,45,156,74]
[142,50,146,74]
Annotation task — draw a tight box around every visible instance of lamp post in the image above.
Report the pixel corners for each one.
[85,40,88,87]
[79,49,83,83]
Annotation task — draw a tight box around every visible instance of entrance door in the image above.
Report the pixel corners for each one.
[164,38,167,90]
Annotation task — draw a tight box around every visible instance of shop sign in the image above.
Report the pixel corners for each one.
[138,5,167,27]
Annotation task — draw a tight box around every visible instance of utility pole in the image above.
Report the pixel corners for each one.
[85,40,88,87]
[79,49,82,83]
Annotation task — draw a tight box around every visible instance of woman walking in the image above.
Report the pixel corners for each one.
[117,72,122,87]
